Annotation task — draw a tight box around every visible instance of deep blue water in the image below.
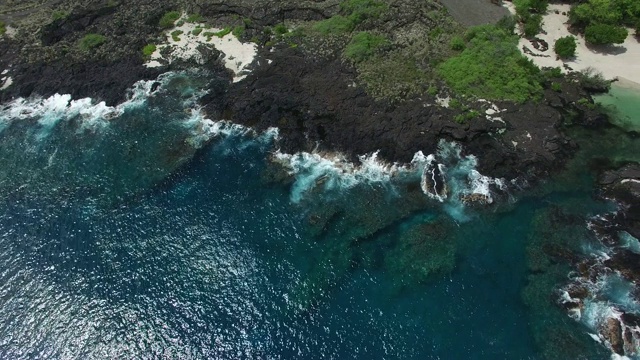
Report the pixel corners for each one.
[0,72,634,359]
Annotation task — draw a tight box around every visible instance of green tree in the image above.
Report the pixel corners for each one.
[584,23,628,45]
[554,36,577,58]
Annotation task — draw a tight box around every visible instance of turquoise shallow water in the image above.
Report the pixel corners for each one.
[0,72,636,359]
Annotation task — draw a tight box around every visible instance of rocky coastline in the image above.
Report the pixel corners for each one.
[0,0,608,183]
[2,0,639,356]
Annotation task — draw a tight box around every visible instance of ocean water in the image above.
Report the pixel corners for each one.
[0,71,636,359]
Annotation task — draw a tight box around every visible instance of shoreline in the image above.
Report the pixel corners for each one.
[613,77,640,91]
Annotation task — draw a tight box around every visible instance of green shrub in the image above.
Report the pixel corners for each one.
[52,10,68,21]
[186,14,202,23]
[313,0,387,35]
[171,29,183,42]
[159,11,181,29]
[341,0,387,24]
[554,36,577,58]
[213,27,231,38]
[450,36,465,51]
[142,43,156,57]
[78,33,106,51]
[232,25,245,37]
[313,15,355,34]
[551,82,562,91]
[523,14,543,37]
[497,15,517,33]
[514,0,547,37]
[449,98,462,109]
[191,27,203,36]
[542,67,563,79]
[584,23,628,44]
[274,23,288,35]
[427,86,438,96]
[0,21,5,36]
[577,67,610,92]
[438,24,542,103]
[344,32,388,62]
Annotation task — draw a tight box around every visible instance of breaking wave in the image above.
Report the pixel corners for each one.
[273,140,506,221]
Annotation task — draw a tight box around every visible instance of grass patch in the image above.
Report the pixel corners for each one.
[78,33,106,51]
[313,15,355,35]
[274,23,288,35]
[213,27,232,38]
[191,27,203,36]
[232,25,245,37]
[0,21,5,36]
[159,11,181,29]
[142,43,156,57]
[171,30,183,42]
[186,14,202,23]
[52,10,69,21]
[438,24,542,103]
[340,0,387,24]
[344,32,388,62]
[312,0,387,35]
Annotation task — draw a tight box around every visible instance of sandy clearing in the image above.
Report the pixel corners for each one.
[145,17,257,83]
[504,3,640,85]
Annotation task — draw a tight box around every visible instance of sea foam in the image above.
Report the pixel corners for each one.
[273,139,506,220]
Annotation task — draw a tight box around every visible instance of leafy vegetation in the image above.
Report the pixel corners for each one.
[232,25,245,37]
[554,36,576,58]
[0,21,5,36]
[569,0,640,29]
[186,14,202,23]
[312,0,387,35]
[142,43,156,57]
[340,0,387,23]
[274,23,288,35]
[170,30,183,42]
[344,32,388,62]
[313,15,355,34]
[577,67,611,92]
[191,27,203,36]
[568,0,637,43]
[438,24,542,103]
[159,11,181,29]
[216,27,232,37]
[52,10,69,21]
[513,0,548,37]
[450,36,465,51]
[584,23,628,45]
[454,110,481,124]
[78,34,106,51]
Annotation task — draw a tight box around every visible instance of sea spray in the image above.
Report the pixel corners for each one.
[273,139,506,221]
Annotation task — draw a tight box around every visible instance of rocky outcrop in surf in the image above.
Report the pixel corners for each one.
[553,164,640,357]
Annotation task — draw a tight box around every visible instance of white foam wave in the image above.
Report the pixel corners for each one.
[273,139,506,217]
[273,150,402,203]
[0,76,162,135]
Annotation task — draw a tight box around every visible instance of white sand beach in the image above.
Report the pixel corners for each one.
[505,3,640,86]
[145,16,257,82]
